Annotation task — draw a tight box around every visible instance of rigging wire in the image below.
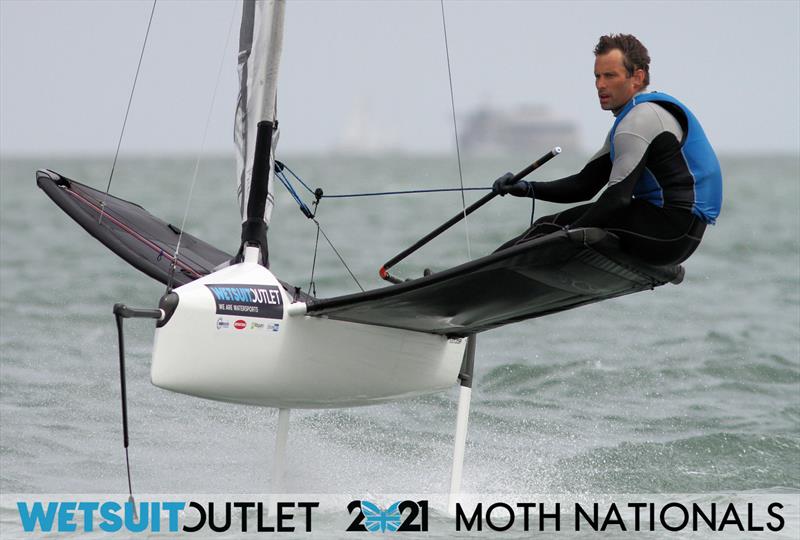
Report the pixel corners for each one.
[312,218,365,293]
[275,168,314,217]
[277,160,488,199]
[323,187,488,198]
[439,0,471,259]
[99,0,158,224]
[307,223,322,296]
[167,1,238,291]
[274,167,365,293]
[277,165,498,293]
[274,168,363,292]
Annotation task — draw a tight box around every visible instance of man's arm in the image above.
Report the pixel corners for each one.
[569,102,683,228]
[494,136,611,199]
[529,151,612,203]
[569,148,648,228]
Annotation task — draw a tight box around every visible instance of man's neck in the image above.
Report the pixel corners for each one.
[612,90,647,117]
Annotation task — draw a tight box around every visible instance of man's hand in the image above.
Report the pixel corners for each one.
[492,172,530,197]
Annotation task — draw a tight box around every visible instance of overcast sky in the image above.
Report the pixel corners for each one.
[1,0,798,156]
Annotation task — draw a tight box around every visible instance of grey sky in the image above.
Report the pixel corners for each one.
[1,0,798,156]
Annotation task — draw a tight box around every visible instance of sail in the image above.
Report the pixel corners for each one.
[36,169,314,300]
[235,0,286,226]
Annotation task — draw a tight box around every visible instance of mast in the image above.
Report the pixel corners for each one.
[235,0,286,266]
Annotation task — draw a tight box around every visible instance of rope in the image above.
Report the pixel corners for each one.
[100,0,157,224]
[439,0,471,259]
[277,156,500,293]
[167,1,237,291]
[276,160,488,199]
[312,219,364,292]
[273,170,365,292]
[323,187,488,198]
[308,223,321,297]
[275,170,313,216]
[278,162,316,195]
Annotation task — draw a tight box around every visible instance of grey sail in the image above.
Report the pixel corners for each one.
[235,0,286,226]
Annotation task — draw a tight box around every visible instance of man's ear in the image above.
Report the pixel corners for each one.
[633,68,646,89]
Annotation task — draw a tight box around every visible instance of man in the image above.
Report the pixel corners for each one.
[494,34,722,266]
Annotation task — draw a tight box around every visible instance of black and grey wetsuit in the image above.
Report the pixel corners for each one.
[502,92,722,266]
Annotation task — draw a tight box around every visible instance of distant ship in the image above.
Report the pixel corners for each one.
[461,104,580,156]
[334,97,400,155]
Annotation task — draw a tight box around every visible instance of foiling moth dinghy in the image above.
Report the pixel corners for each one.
[36,0,684,513]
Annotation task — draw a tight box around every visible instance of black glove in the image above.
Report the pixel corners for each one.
[492,172,531,197]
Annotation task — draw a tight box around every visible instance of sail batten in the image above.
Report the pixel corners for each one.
[235,0,286,227]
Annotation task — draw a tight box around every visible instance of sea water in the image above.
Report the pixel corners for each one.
[0,153,798,538]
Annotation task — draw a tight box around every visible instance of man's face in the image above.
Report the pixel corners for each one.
[594,49,643,113]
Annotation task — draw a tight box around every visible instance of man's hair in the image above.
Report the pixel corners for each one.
[594,34,650,87]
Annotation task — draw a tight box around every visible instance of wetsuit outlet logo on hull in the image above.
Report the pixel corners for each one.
[206,284,283,319]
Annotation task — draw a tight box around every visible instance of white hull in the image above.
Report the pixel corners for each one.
[151,257,465,408]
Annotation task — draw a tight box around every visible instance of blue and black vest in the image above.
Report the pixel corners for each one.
[609,92,723,224]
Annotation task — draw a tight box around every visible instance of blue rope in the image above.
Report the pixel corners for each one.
[275,162,488,294]
[275,170,313,216]
[279,162,316,196]
[276,162,490,202]
[323,186,489,198]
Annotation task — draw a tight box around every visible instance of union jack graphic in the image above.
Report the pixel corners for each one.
[360,500,401,533]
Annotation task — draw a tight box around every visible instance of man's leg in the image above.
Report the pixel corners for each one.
[494,203,594,252]
[607,200,703,265]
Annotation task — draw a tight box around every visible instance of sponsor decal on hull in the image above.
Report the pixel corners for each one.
[215,318,280,333]
[206,284,283,320]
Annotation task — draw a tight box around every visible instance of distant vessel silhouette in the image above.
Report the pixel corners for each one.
[461,104,580,156]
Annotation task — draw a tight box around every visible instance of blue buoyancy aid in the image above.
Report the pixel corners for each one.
[609,92,723,224]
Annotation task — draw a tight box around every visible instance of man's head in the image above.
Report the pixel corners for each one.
[593,34,650,113]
